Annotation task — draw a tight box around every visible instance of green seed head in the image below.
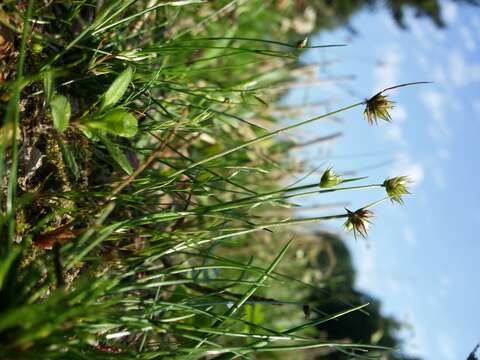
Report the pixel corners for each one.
[319,167,342,188]
[31,42,44,54]
[343,208,375,239]
[383,176,411,204]
[364,93,395,125]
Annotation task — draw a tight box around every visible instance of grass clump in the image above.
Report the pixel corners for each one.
[0,1,424,359]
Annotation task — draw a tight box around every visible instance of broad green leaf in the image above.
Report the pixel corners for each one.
[100,66,133,111]
[97,132,133,175]
[50,94,71,132]
[87,109,138,138]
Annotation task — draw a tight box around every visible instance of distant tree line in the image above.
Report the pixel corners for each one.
[307,233,421,359]
[291,0,480,34]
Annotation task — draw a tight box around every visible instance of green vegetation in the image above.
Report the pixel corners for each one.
[0,1,448,359]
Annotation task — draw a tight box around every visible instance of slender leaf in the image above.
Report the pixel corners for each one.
[57,138,80,180]
[42,69,54,104]
[97,132,133,174]
[0,247,21,291]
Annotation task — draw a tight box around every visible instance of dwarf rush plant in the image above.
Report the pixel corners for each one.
[0,1,428,359]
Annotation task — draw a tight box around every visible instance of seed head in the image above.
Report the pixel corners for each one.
[31,42,44,54]
[296,37,308,49]
[364,93,394,125]
[319,167,342,188]
[383,176,411,204]
[344,208,375,239]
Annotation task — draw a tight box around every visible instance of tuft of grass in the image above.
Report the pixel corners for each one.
[0,1,427,359]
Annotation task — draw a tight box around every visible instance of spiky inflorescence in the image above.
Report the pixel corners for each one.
[319,167,342,188]
[383,176,411,204]
[344,208,375,239]
[295,37,308,49]
[364,93,395,125]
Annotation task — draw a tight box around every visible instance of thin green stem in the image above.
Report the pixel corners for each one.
[171,36,346,49]
[360,196,391,210]
[92,1,203,35]
[191,240,293,351]
[42,1,135,69]
[169,101,364,178]
[160,213,349,257]
[202,182,382,213]
[5,0,34,241]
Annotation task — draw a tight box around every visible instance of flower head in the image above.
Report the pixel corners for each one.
[319,167,342,188]
[364,93,394,125]
[296,37,308,49]
[343,208,375,239]
[383,176,411,204]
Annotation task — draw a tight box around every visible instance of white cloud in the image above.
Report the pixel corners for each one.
[432,23,447,42]
[432,167,447,190]
[379,12,401,37]
[449,51,468,86]
[436,273,452,300]
[420,90,451,140]
[391,104,407,123]
[391,152,424,187]
[448,50,480,87]
[459,26,476,51]
[415,52,429,70]
[432,64,448,84]
[471,14,480,31]
[437,147,450,160]
[403,226,416,246]
[437,334,457,360]
[421,90,444,122]
[409,18,445,46]
[410,20,431,48]
[427,121,451,146]
[473,99,480,125]
[385,125,406,146]
[442,2,458,24]
[383,105,408,146]
[374,45,403,92]
[355,245,378,291]
[385,275,402,295]
[440,274,451,288]
[400,309,429,358]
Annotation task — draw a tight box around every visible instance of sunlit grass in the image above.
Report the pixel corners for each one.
[0,1,425,358]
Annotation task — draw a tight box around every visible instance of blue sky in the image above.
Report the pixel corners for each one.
[282,2,479,359]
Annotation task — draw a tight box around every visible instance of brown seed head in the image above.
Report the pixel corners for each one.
[344,208,375,239]
[364,93,394,125]
[296,37,308,49]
